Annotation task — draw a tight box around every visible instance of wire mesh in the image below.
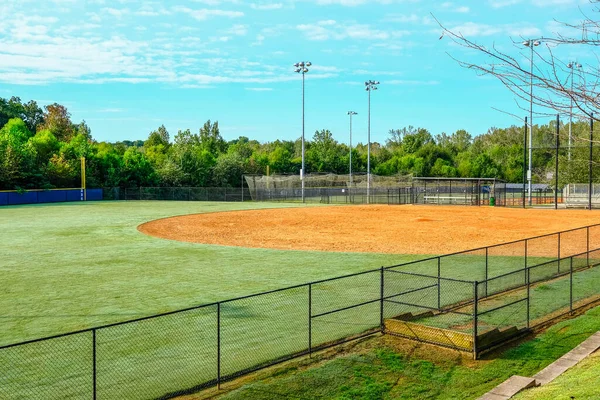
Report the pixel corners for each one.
[220,286,309,380]
[311,302,380,349]
[440,249,486,281]
[96,305,218,399]
[589,225,600,252]
[559,228,588,273]
[311,271,381,348]
[529,270,571,327]
[477,297,528,341]
[311,271,380,317]
[0,332,93,400]
[484,268,527,298]
[487,241,526,280]
[387,257,439,277]
[383,270,439,319]
[572,262,600,306]
[114,187,249,202]
[573,251,589,271]
[529,260,561,284]
[527,234,559,267]
[384,272,474,349]
[589,248,600,266]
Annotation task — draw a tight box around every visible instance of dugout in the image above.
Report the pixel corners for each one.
[410,177,507,206]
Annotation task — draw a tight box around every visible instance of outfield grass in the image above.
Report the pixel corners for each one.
[0,201,418,399]
[214,305,600,400]
[0,201,423,346]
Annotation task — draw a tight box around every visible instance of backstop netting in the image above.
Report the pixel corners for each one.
[243,174,506,206]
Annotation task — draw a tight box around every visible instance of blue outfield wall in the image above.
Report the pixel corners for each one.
[0,189,103,206]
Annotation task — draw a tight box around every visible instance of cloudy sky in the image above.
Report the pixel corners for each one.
[0,0,593,144]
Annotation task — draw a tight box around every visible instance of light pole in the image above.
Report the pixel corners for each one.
[294,61,311,203]
[523,39,541,206]
[567,61,582,161]
[365,80,379,204]
[347,111,357,187]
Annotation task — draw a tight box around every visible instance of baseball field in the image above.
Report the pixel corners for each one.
[2,201,600,399]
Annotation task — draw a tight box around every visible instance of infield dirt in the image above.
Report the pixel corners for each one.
[138,205,600,255]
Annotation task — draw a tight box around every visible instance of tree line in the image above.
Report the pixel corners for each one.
[0,96,597,191]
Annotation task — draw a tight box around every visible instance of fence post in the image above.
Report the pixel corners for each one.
[558,232,561,274]
[587,227,590,266]
[555,113,559,210]
[92,328,97,400]
[523,116,528,209]
[217,302,221,389]
[524,239,528,285]
[589,113,594,211]
[485,248,489,298]
[308,283,314,355]
[570,256,574,314]
[526,268,531,329]
[473,281,479,360]
[380,267,385,333]
[437,258,441,310]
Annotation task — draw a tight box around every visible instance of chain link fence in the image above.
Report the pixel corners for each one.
[4,223,600,398]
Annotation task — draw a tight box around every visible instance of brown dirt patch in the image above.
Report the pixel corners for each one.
[138,205,600,255]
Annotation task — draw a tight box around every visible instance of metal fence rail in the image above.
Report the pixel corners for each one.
[4,223,600,398]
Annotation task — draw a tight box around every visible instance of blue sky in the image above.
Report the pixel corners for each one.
[0,0,592,144]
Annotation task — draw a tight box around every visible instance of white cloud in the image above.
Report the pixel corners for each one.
[313,0,419,5]
[173,6,244,20]
[103,7,129,18]
[297,20,411,41]
[245,87,273,91]
[488,0,521,8]
[441,2,470,13]
[385,79,439,85]
[250,3,283,10]
[224,24,248,36]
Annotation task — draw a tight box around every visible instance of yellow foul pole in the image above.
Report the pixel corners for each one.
[81,157,86,201]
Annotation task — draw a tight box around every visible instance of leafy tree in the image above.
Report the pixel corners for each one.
[199,120,226,155]
[145,125,170,148]
[38,103,75,141]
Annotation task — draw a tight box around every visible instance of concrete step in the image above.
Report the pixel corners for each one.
[533,331,600,385]
[477,376,537,400]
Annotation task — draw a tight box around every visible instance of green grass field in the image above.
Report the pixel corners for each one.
[0,201,422,346]
[215,305,600,400]
[0,201,597,399]
[1,201,424,399]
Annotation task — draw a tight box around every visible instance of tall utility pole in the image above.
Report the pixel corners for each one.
[523,39,541,206]
[567,61,582,161]
[347,111,357,187]
[294,61,311,203]
[365,80,379,204]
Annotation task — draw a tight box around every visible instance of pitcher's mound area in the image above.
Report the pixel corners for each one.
[139,205,600,254]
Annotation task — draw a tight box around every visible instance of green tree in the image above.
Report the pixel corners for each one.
[199,120,226,155]
[38,103,75,141]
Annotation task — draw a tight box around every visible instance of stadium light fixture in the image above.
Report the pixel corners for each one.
[347,111,358,187]
[522,39,541,206]
[294,61,311,203]
[567,61,583,160]
[365,80,379,204]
